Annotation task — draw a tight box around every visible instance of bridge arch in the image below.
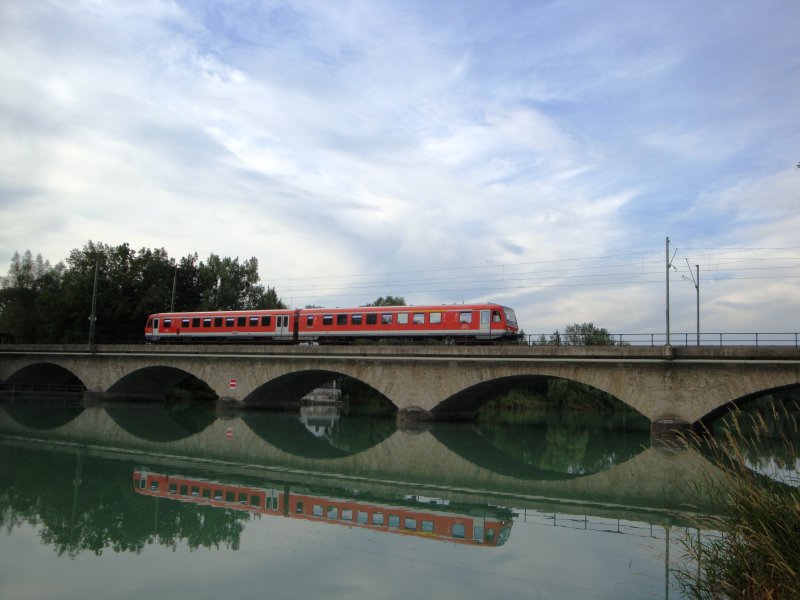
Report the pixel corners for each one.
[242,369,394,411]
[107,365,216,401]
[698,382,800,427]
[4,361,85,388]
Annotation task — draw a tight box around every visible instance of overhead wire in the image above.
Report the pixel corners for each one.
[270,247,800,302]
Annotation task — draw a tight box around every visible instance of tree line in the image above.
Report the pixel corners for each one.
[0,242,285,343]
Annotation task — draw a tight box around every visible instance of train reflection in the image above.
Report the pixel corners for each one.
[133,470,513,547]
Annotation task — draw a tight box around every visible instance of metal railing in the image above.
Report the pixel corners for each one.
[523,332,800,347]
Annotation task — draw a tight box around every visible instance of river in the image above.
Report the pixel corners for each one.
[0,395,793,600]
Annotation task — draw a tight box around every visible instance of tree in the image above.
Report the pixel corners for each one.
[1,243,287,343]
[363,296,406,307]
[562,322,615,346]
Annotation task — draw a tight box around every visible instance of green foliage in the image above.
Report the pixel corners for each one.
[479,378,630,418]
[675,403,800,599]
[0,242,286,343]
[535,322,617,346]
[362,295,406,307]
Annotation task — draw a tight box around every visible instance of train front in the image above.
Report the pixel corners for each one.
[498,305,520,340]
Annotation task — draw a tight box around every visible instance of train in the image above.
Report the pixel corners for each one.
[133,469,513,547]
[144,302,519,343]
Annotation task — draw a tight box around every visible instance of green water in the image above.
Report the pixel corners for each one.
[0,402,696,600]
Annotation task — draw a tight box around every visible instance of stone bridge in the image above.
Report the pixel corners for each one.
[1,344,799,429]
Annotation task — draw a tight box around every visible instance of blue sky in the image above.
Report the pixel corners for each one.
[1,0,799,336]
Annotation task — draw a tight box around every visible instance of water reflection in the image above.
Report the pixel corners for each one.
[433,411,651,479]
[134,469,514,547]
[244,408,397,458]
[105,403,217,442]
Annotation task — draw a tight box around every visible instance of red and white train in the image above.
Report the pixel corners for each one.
[145,302,519,343]
[133,469,513,547]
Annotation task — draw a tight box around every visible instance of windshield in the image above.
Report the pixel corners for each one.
[504,308,518,327]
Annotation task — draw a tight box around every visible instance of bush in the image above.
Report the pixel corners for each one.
[675,403,800,599]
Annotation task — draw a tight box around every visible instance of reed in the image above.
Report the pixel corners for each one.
[675,402,800,599]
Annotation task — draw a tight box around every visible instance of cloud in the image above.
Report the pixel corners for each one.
[1,0,799,333]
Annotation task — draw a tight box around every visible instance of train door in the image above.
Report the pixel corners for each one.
[275,314,291,340]
[479,310,491,339]
[152,318,160,339]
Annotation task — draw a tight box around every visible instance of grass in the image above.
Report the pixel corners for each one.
[675,402,800,599]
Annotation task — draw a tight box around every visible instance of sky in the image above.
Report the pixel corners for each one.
[1,0,799,338]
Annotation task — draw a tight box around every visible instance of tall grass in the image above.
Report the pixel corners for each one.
[676,402,800,599]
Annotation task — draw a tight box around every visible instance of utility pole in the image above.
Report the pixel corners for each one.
[665,237,678,347]
[170,264,178,312]
[88,256,99,347]
[683,259,700,346]
[665,237,671,346]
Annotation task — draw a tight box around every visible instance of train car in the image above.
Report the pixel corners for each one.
[296,303,518,343]
[144,302,519,343]
[144,309,296,342]
[133,469,513,547]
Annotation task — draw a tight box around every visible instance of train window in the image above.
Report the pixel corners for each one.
[169,483,177,494]
[366,314,378,325]
[180,485,188,496]
[164,319,172,328]
[313,505,323,517]
[191,486,199,497]
[327,506,338,519]
[261,316,271,327]
[249,316,258,326]
[459,311,472,323]
[451,523,465,538]
[214,317,223,327]
[323,315,333,326]
[181,319,190,327]
[473,524,484,542]
[296,501,304,514]
[492,311,502,323]
[238,493,247,504]
[357,511,368,524]
[382,313,392,325]
[146,319,153,328]
[250,495,260,507]
[486,528,495,543]
[226,317,235,327]
[237,316,246,327]
[202,488,211,499]
[351,314,362,325]
[226,491,235,502]
[193,318,200,327]
[413,313,425,324]
[388,515,400,528]
[203,318,212,327]
[430,312,442,324]
[337,314,347,326]
[372,512,384,526]
[306,315,314,326]
[404,518,417,530]
[214,490,223,500]
[422,520,434,533]
[342,509,353,521]
[481,310,490,325]
[398,313,409,325]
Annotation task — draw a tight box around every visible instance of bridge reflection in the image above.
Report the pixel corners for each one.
[0,435,692,560]
[0,403,728,515]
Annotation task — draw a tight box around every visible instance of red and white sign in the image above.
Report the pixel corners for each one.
[228,379,237,389]
[226,428,234,439]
